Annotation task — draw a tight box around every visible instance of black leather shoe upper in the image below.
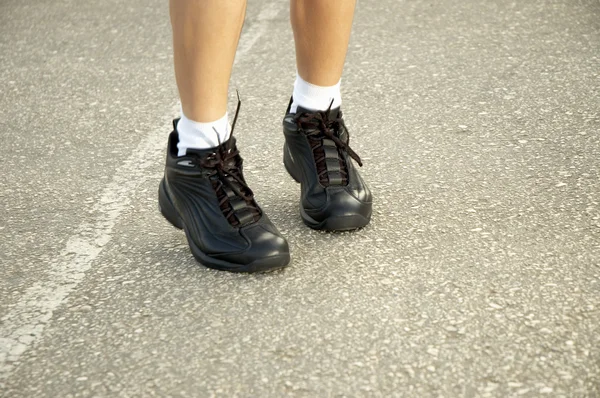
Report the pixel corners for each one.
[163,121,289,268]
[283,101,372,228]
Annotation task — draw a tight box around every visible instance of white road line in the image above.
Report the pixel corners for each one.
[237,2,282,57]
[0,2,283,382]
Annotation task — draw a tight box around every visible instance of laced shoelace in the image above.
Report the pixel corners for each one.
[295,101,363,186]
[191,94,261,227]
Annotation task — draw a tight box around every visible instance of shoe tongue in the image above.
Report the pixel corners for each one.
[184,136,237,158]
[296,105,340,120]
[185,147,217,158]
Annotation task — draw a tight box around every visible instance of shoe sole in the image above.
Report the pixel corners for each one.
[158,179,289,273]
[283,144,370,232]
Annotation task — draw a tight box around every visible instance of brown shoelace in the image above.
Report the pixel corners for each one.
[194,94,260,226]
[295,102,363,186]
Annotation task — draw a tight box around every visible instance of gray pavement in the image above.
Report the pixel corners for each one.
[1,0,599,396]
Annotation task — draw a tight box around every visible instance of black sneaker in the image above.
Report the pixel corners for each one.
[282,98,372,231]
[159,100,290,272]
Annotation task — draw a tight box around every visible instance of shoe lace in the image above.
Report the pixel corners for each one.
[194,93,261,227]
[295,100,363,186]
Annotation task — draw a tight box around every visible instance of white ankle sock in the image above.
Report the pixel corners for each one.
[290,74,342,113]
[176,108,230,156]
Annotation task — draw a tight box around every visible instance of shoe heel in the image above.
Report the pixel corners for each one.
[158,178,184,230]
[283,144,301,183]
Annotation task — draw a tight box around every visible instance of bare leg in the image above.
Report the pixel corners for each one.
[290,0,356,86]
[170,0,246,122]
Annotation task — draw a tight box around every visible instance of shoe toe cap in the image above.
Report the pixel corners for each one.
[304,188,372,229]
[243,223,290,258]
[210,223,290,270]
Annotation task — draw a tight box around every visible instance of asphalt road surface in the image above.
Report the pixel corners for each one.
[1,0,599,396]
